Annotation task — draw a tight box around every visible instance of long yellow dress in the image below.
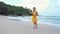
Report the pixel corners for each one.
[32,11,37,23]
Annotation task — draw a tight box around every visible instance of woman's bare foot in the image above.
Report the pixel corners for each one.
[33,27,38,29]
[33,27,35,29]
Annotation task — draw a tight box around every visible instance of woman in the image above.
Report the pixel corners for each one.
[32,7,38,29]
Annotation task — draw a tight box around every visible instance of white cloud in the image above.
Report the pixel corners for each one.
[21,0,51,10]
[0,0,3,1]
[57,0,60,6]
[48,0,60,9]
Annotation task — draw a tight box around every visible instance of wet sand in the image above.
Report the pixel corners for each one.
[0,15,60,34]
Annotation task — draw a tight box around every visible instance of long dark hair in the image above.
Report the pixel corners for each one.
[33,7,36,12]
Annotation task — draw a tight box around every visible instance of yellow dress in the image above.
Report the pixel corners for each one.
[32,11,37,23]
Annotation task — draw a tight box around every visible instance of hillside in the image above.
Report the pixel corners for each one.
[0,2,32,16]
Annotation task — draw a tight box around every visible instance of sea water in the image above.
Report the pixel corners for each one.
[8,16,60,29]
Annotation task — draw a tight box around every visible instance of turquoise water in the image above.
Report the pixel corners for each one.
[8,16,60,29]
[38,16,60,24]
[8,16,60,26]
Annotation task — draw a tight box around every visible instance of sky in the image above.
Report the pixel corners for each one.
[0,0,60,16]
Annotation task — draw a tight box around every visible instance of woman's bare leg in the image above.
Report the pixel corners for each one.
[35,22,38,29]
[33,22,35,29]
[33,22,38,29]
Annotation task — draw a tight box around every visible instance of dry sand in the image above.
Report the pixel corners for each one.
[0,15,60,34]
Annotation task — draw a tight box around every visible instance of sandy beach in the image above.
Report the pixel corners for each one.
[0,15,60,34]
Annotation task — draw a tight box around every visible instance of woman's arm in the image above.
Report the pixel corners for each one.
[29,11,32,14]
[36,11,38,16]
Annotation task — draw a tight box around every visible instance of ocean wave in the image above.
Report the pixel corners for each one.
[8,16,60,29]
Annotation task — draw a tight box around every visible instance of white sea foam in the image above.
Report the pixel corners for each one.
[8,16,60,29]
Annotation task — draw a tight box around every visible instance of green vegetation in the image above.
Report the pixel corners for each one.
[0,2,32,16]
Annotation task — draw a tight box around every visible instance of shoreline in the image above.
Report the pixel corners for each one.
[39,22,60,29]
[8,16,60,29]
[0,15,60,34]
